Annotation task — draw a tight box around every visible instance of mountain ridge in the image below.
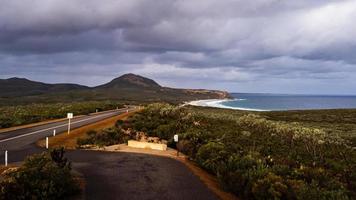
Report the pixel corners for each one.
[0,73,231,105]
[0,77,89,98]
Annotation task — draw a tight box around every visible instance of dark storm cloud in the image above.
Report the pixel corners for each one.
[0,0,356,94]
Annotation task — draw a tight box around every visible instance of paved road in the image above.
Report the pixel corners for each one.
[68,151,218,200]
[0,109,218,200]
[0,108,130,162]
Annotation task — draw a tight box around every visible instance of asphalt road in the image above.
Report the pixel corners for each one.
[0,108,130,162]
[0,108,218,200]
[68,151,218,200]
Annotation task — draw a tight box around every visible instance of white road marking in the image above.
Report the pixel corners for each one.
[0,110,127,143]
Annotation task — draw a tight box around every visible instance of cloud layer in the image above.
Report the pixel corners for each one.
[0,0,355,94]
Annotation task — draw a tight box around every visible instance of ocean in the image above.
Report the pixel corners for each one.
[189,93,356,111]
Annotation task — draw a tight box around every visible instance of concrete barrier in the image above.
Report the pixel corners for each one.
[128,140,167,151]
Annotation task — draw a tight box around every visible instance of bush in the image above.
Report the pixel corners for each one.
[217,153,269,198]
[294,181,350,200]
[0,148,80,200]
[196,142,227,174]
[77,128,131,147]
[252,172,288,200]
[115,119,125,128]
[156,124,175,140]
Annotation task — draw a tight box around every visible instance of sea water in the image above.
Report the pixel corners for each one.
[190,93,356,111]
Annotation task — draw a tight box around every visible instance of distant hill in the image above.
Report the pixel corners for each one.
[0,77,89,98]
[0,74,231,105]
[97,73,161,89]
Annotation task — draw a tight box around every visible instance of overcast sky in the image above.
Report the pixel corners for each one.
[0,0,356,94]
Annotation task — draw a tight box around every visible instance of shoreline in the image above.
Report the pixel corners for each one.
[187,99,268,112]
[186,98,356,112]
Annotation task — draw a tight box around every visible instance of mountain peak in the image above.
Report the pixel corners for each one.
[7,77,30,82]
[99,73,161,89]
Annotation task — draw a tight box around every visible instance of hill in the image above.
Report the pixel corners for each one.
[0,74,231,105]
[96,73,161,89]
[0,77,89,98]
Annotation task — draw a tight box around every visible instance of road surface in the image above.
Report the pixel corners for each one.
[68,151,218,200]
[0,108,218,200]
[0,108,131,160]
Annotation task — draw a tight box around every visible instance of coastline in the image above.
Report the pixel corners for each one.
[187,99,268,111]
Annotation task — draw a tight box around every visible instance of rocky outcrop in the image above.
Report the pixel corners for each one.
[182,89,232,99]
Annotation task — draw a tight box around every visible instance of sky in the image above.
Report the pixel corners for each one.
[0,0,356,94]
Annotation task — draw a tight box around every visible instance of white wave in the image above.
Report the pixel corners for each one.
[187,99,268,111]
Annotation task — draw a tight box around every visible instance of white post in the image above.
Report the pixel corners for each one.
[67,113,73,134]
[126,109,129,113]
[46,137,49,149]
[5,150,8,166]
[53,129,56,136]
[96,109,98,113]
[174,134,179,157]
[68,118,71,134]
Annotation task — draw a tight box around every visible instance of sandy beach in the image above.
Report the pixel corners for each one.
[186,99,267,111]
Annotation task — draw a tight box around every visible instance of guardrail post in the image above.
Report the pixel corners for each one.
[68,118,71,134]
[53,129,56,136]
[5,150,8,166]
[46,137,49,149]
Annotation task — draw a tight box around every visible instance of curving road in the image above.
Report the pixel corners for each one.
[0,109,218,200]
[0,108,131,158]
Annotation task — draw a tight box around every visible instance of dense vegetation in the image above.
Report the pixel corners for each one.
[0,148,80,199]
[77,125,130,148]
[0,101,123,128]
[188,106,356,146]
[123,104,355,199]
[262,109,356,146]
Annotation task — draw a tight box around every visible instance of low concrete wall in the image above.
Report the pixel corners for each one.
[128,140,167,151]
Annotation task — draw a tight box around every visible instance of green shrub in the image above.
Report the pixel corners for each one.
[196,142,227,174]
[294,181,350,200]
[217,153,268,198]
[115,119,125,128]
[156,124,174,140]
[77,128,130,147]
[252,172,288,200]
[180,129,208,158]
[0,148,80,200]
